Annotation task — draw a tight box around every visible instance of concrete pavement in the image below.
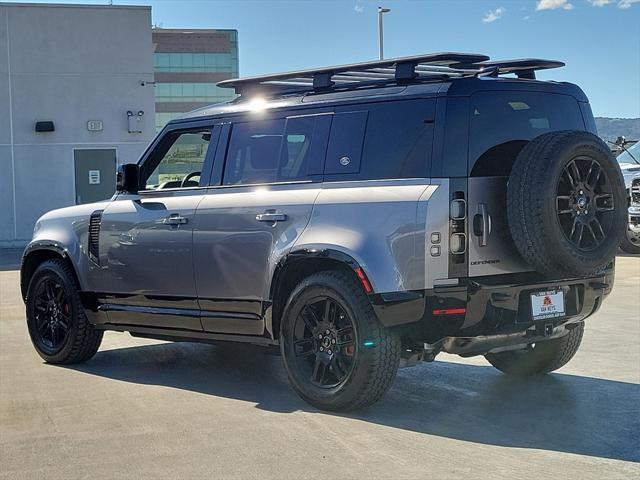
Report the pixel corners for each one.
[1,253,638,479]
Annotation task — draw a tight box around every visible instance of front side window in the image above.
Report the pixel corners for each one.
[143,129,212,190]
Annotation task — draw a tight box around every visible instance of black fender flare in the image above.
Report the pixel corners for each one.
[269,248,364,301]
[20,241,71,301]
[266,248,370,339]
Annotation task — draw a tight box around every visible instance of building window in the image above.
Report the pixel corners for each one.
[154,53,238,74]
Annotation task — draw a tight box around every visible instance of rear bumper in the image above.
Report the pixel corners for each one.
[371,267,614,349]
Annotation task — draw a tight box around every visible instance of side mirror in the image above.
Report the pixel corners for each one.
[116,163,139,194]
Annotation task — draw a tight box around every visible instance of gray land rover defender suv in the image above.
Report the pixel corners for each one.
[21,53,626,411]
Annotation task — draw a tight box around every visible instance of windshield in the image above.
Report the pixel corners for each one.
[617,141,640,165]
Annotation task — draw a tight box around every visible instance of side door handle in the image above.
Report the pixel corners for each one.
[163,213,189,226]
[255,212,287,223]
[473,203,492,247]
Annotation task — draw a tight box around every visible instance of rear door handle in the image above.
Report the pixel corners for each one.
[473,203,492,247]
[163,213,188,226]
[255,212,287,223]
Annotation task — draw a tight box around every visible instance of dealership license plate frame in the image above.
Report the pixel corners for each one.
[530,289,566,321]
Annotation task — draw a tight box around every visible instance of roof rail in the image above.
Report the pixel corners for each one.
[217,53,565,97]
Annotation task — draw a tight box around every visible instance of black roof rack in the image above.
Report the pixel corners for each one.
[217,52,565,96]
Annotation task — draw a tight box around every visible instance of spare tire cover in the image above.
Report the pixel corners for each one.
[507,130,626,278]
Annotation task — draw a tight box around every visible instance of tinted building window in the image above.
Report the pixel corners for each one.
[469,92,584,176]
[153,29,239,131]
[223,115,329,185]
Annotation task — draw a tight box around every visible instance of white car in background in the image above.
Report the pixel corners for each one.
[616,142,640,253]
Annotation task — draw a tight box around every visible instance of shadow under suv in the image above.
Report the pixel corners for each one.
[21,53,626,411]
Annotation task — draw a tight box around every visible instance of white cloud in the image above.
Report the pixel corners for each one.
[536,0,574,10]
[618,0,640,8]
[523,15,531,19]
[482,7,506,22]
[588,0,612,5]
[354,3,364,13]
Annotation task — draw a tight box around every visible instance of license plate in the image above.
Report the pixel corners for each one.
[530,290,565,320]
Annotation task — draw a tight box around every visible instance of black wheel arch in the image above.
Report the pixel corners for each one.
[268,249,370,340]
[21,243,78,302]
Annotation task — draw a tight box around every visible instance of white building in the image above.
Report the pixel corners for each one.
[0,2,156,246]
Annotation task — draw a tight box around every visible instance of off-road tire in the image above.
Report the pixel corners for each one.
[485,323,584,375]
[26,259,103,364]
[280,270,400,411]
[507,131,626,277]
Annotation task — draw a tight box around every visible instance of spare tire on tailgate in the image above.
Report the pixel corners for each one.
[507,131,626,278]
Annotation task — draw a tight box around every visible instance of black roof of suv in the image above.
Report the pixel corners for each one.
[173,52,588,123]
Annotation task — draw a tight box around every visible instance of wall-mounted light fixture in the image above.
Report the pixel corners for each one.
[127,110,144,133]
[35,121,55,132]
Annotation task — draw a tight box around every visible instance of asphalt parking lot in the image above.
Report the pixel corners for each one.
[1,250,638,479]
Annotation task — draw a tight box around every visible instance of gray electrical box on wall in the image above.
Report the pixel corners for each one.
[127,110,144,133]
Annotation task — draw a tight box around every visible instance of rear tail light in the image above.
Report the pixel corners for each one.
[449,193,467,263]
[450,233,466,254]
[450,199,466,220]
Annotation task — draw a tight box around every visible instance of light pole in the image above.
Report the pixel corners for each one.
[378,7,391,60]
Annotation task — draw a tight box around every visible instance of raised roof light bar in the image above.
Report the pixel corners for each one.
[217,53,565,96]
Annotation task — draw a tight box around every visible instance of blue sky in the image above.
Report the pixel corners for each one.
[6,0,640,117]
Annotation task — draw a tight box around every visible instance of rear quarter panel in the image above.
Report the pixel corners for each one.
[293,179,438,293]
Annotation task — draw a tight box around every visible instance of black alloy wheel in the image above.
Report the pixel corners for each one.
[556,157,616,251]
[31,275,71,354]
[26,259,103,364]
[507,131,626,277]
[290,296,357,389]
[280,271,400,411]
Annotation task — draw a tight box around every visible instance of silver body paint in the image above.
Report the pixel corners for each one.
[25,177,446,302]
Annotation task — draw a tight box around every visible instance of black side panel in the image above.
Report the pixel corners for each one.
[94,293,203,330]
[90,292,266,335]
[448,177,468,278]
[98,324,277,346]
[100,304,203,331]
[199,298,265,335]
[433,97,469,178]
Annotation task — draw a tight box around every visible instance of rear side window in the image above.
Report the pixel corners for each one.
[223,114,329,185]
[325,111,368,175]
[361,100,435,179]
[469,92,584,176]
[323,99,435,181]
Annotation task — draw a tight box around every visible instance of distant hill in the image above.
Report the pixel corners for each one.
[595,117,640,144]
